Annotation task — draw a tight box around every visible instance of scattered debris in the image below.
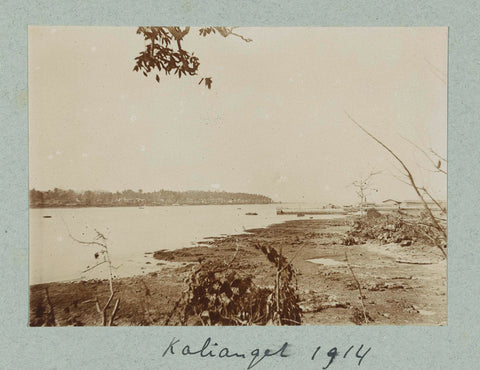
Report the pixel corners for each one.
[366,208,382,219]
[395,260,436,265]
[361,281,409,291]
[350,307,374,325]
[307,258,345,267]
[299,293,350,313]
[345,213,444,248]
[342,236,357,246]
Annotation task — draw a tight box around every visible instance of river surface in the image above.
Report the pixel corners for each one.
[30,203,342,284]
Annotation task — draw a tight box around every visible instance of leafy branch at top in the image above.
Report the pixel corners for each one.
[133,27,252,89]
[134,27,200,82]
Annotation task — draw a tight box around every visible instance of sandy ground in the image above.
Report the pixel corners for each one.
[29,218,446,326]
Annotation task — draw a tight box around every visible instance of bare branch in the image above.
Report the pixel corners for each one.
[399,135,447,174]
[427,67,447,85]
[94,229,107,241]
[345,251,368,325]
[224,239,240,267]
[396,260,435,265]
[429,148,447,163]
[345,111,447,254]
[367,170,383,178]
[44,288,57,326]
[62,217,120,324]
[279,318,302,325]
[68,234,107,249]
[95,298,101,313]
[417,163,444,174]
[419,187,447,214]
[82,261,107,273]
[229,31,253,43]
[351,170,381,213]
[424,57,446,77]
[278,240,307,273]
[102,291,115,326]
[424,58,447,85]
[108,298,120,326]
[62,218,108,248]
[214,27,252,42]
[400,219,445,251]
[385,159,410,178]
[384,171,414,187]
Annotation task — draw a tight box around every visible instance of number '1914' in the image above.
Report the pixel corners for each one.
[311,344,371,369]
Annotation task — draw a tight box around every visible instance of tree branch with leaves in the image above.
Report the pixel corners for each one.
[133,27,252,89]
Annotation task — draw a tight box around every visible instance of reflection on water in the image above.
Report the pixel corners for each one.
[30,203,342,284]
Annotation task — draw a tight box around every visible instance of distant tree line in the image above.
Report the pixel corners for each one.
[29,188,273,208]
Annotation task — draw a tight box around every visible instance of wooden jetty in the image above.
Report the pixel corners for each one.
[276,208,348,216]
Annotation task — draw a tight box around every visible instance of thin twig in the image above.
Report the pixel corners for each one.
[384,172,412,186]
[399,135,447,174]
[216,27,252,42]
[224,239,240,267]
[283,243,307,269]
[229,31,253,42]
[280,318,301,325]
[424,57,446,77]
[82,261,107,273]
[345,112,447,258]
[108,298,120,326]
[164,296,183,326]
[62,218,108,248]
[44,287,57,326]
[400,220,442,245]
[97,291,115,326]
[275,247,282,316]
[95,298,101,313]
[419,187,447,214]
[424,58,447,85]
[62,217,120,325]
[396,260,435,265]
[429,148,447,163]
[344,251,368,325]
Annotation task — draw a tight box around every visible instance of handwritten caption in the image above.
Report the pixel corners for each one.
[163,337,371,369]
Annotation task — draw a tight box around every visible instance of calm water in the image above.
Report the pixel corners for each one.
[30,203,341,284]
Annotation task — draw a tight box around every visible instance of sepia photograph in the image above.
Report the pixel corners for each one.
[29,26,447,327]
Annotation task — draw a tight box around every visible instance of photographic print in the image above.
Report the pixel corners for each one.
[29,26,447,326]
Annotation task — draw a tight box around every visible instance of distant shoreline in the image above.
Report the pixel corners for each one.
[29,188,274,208]
[30,202,276,209]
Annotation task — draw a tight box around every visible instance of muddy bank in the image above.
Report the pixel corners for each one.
[30,218,446,326]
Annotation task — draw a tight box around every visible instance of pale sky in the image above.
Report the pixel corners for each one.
[29,27,447,204]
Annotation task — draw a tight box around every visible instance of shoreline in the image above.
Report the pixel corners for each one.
[30,218,446,326]
[29,215,340,286]
[30,202,275,209]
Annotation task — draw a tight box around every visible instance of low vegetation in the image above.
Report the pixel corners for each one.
[29,188,272,208]
[165,241,302,326]
[343,208,446,255]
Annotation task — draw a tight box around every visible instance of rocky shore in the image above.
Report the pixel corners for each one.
[30,218,446,326]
